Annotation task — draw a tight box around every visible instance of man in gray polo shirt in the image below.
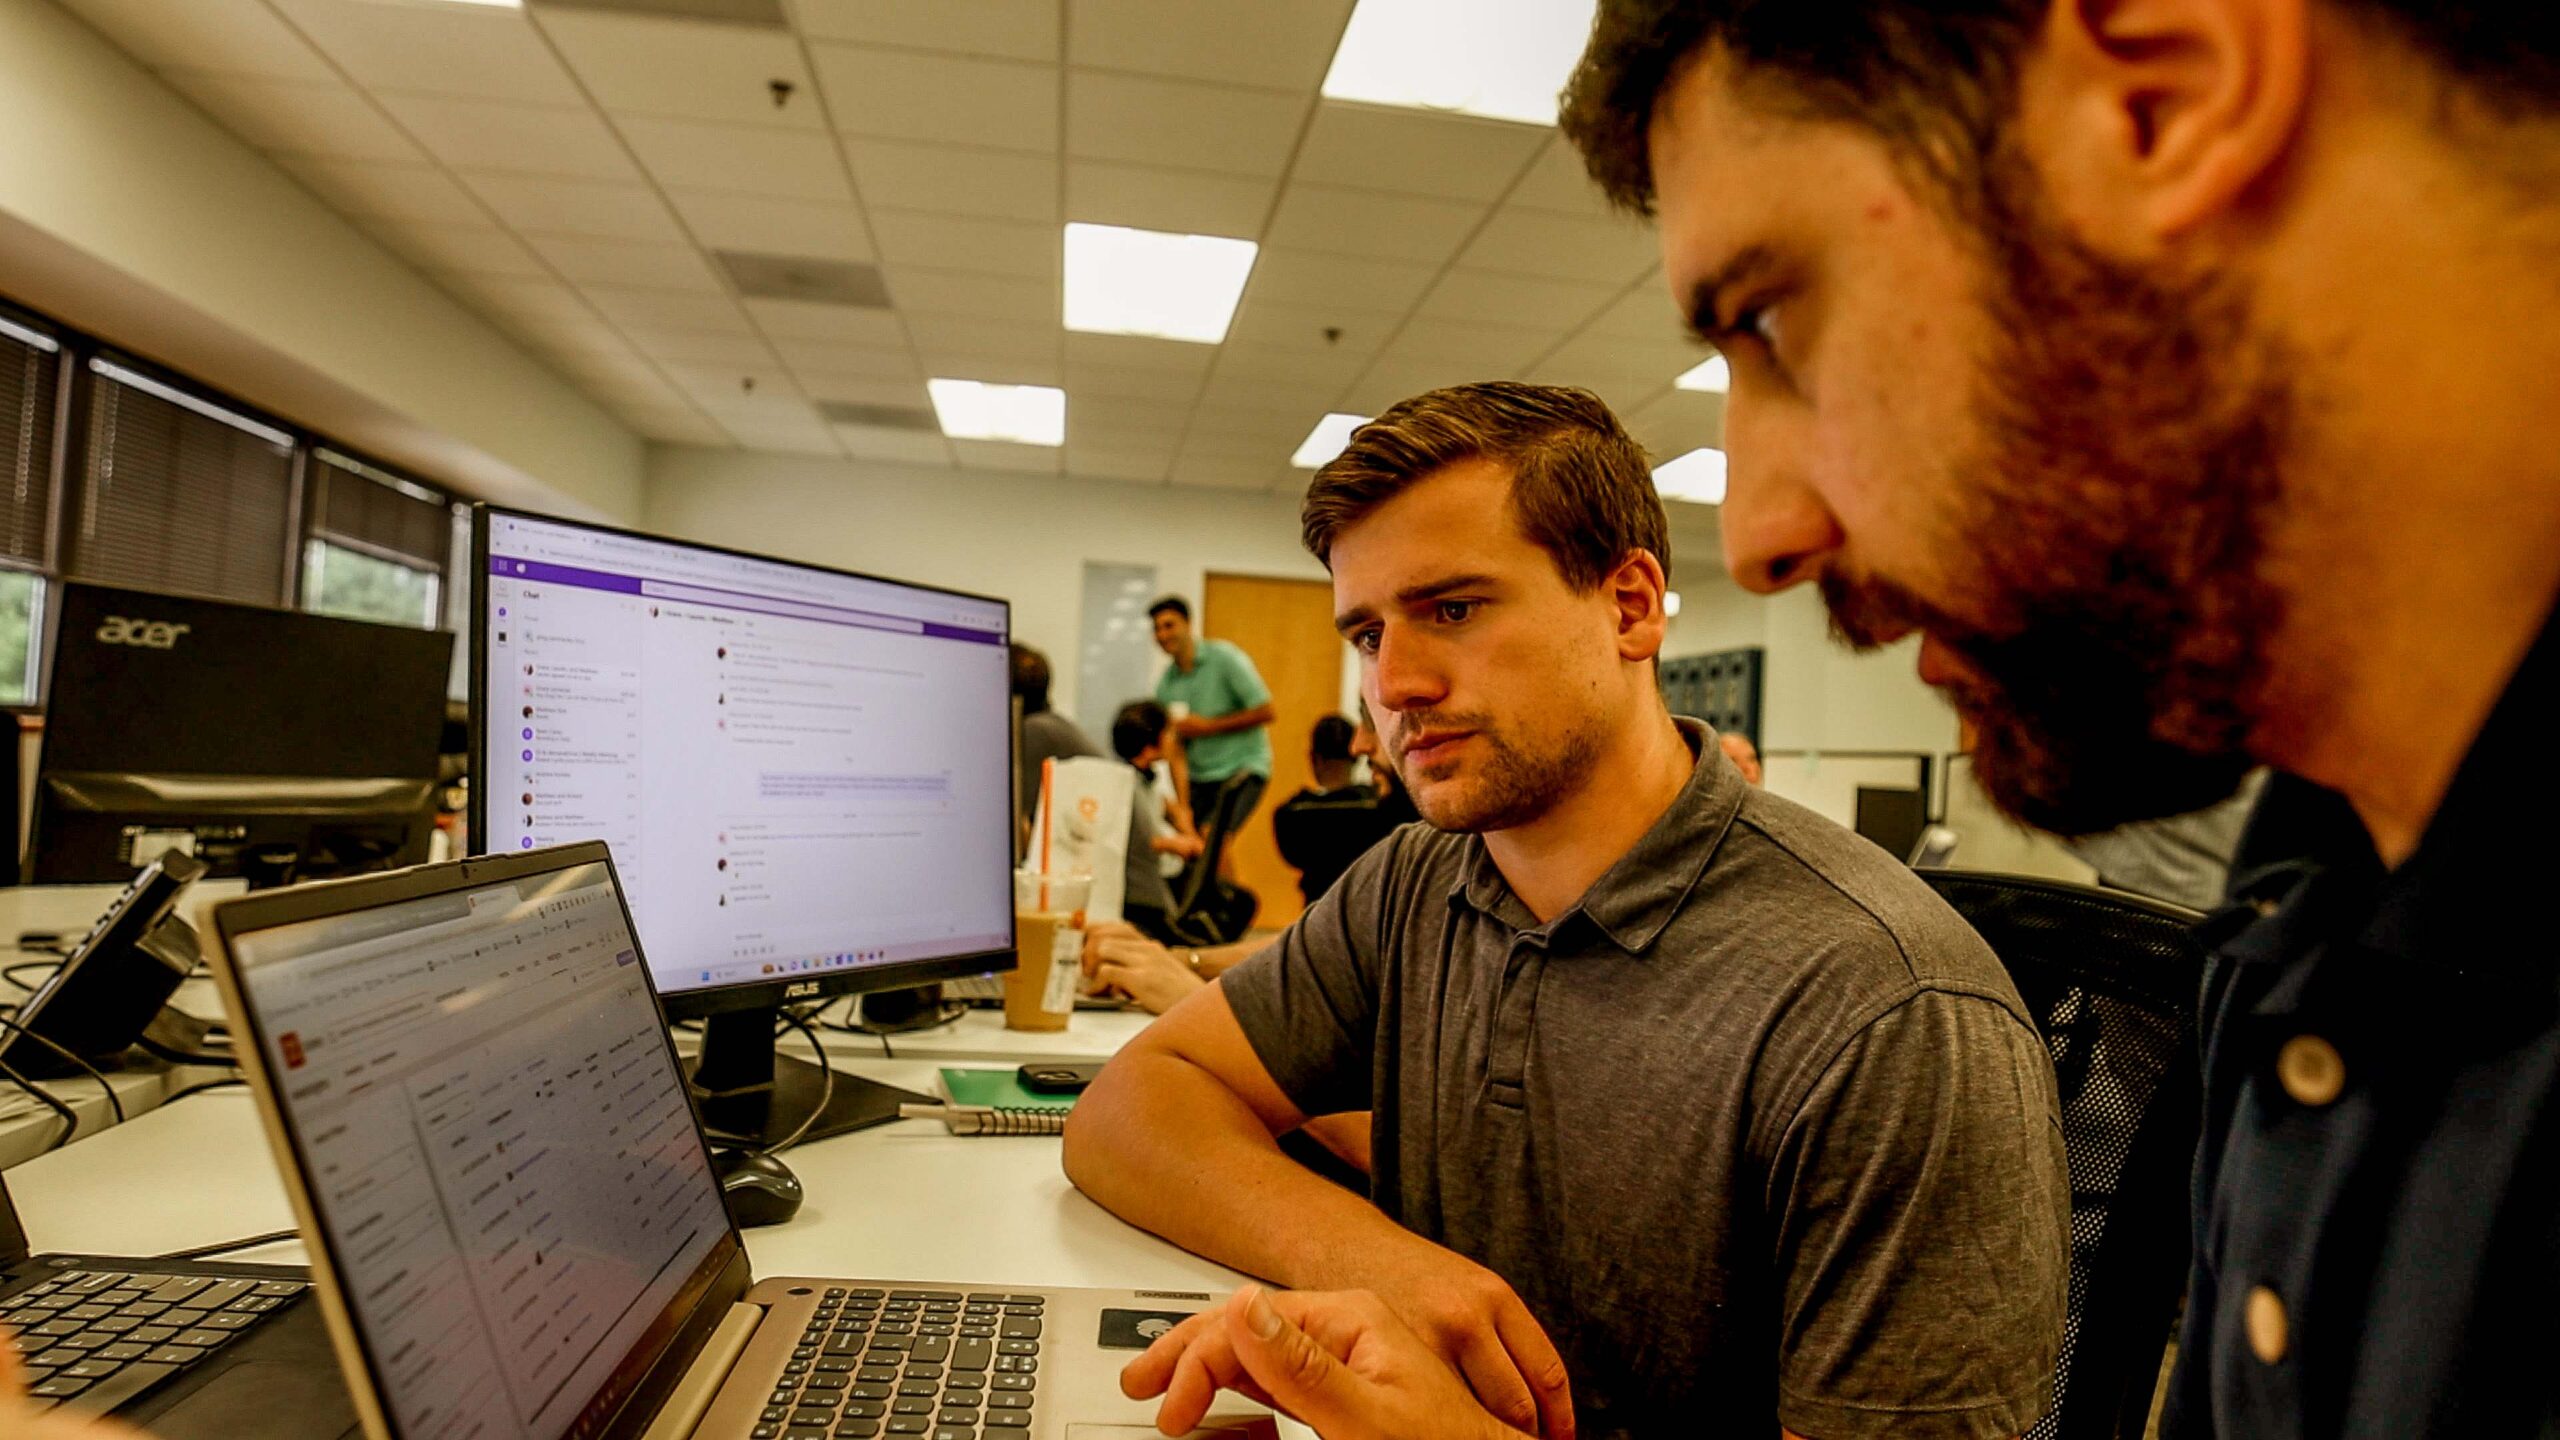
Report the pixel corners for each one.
[1064,382,2067,1440]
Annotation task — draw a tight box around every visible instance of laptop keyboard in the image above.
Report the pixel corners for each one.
[2,1267,308,1416]
[763,1287,1041,1440]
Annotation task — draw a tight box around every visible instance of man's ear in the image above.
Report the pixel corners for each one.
[2021,0,2311,246]
[1607,550,1671,664]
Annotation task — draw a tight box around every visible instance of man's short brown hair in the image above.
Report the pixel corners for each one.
[1301,381,1668,591]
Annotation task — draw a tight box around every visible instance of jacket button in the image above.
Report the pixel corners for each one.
[2246,1285,2288,1364]
[2277,1034,2346,1106]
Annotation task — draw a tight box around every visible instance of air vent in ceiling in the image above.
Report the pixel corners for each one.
[718,252,890,308]
[818,402,937,432]
[531,0,786,26]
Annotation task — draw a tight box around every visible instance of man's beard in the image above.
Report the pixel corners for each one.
[1825,165,2294,836]
[1389,709,1605,833]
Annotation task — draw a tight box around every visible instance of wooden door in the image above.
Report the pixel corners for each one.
[1202,572,1341,929]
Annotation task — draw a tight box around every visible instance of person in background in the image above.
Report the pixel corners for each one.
[1011,642,1097,830]
[1150,596,1276,843]
[2065,771,2267,912]
[1272,714,1404,904]
[1352,703,1422,829]
[1110,700,1204,886]
[1716,729,1763,786]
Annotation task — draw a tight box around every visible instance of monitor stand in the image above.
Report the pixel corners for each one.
[685,1006,932,1149]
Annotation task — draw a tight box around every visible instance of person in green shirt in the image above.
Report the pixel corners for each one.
[1149,595,1276,839]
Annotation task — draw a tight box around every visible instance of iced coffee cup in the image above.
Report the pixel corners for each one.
[1006,869,1091,1032]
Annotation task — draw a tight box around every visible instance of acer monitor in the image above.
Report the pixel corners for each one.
[469,507,1015,1147]
[29,582,451,886]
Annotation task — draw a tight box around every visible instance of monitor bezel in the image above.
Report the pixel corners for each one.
[467,504,1019,1019]
[204,840,755,1440]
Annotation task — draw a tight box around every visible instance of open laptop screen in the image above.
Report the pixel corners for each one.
[224,856,733,1439]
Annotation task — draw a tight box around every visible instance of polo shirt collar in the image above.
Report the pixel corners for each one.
[1452,717,1743,954]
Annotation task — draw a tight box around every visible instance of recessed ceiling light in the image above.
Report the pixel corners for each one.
[927,378,1065,447]
[1291,413,1373,469]
[1674,355,1729,393]
[1063,223,1259,344]
[1321,0,1599,126]
[1653,448,1727,505]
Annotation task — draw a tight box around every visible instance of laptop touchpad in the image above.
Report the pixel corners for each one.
[149,1359,360,1440]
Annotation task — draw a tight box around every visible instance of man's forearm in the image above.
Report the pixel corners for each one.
[1064,1048,1418,1288]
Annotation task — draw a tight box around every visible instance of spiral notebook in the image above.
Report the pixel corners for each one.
[938,1066,1079,1113]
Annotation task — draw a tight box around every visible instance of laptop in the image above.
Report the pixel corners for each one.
[0,1169,357,1436]
[201,840,1273,1440]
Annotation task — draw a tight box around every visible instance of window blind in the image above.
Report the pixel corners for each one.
[76,360,294,605]
[311,450,449,572]
[0,317,60,569]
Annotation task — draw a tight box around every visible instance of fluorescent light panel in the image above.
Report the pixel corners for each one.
[927,378,1065,447]
[1063,223,1259,344]
[1653,448,1727,505]
[1322,0,1599,126]
[1674,355,1729,393]
[1291,413,1373,469]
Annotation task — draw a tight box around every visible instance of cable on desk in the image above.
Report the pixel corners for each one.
[3,959,62,992]
[0,1054,79,1154]
[769,1008,833,1154]
[0,1013,124,1126]
[165,1076,249,1103]
[154,1229,300,1262]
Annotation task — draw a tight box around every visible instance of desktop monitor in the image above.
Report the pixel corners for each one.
[470,507,1014,1145]
[1853,785,1930,867]
[29,583,450,886]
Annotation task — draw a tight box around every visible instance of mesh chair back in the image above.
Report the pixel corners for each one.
[1917,870,2206,1440]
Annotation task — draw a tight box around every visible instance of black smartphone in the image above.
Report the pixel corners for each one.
[1017,1061,1104,1094]
[1,850,207,1077]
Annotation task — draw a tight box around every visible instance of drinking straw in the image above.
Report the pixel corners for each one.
[1037,757,1055,912]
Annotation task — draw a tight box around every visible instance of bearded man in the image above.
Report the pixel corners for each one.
[1062,381,2068,1440]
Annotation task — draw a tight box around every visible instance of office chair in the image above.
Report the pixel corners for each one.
[1169,776,1262,943]
[1916,870,2207,1440]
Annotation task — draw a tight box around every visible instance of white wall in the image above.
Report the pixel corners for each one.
[644,447,1329,721]
[0,0,643,521]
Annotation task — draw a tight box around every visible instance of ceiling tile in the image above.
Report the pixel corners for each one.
[1242,248,1439,317]
[1066,0,1354,92]
[1415,268,1614,330]
[60,0,337,82]
[906,314,1060,363]
[794,373,928,408]
[868,212,1055,280]
[911,352,1063,387]
[267,0,584,105]
[1626,389,1727,457]
[745,299,906,346]
[1264,184,1489,263]
[1220,299,1392,358]
[668,192,871,262]
[951,439,1063,474]
[1377,317,1556,373]
[721,421,843,457]
[814,46,1060,153]
[616,116,851,201]
[513,316,648,358]
[1580,283,1690,344]
[377,221,548,278]
[460,173,684,241]
[161,71,421,162]
[1067,72,1304,178]
[1185,402,1306,446]
[1195,359,1350,414]
[585,287,754,334]
[284,157,490,226]
[1521,349,1673,417]
[1066,446,1172,484]
[623,406,732,445]
[835,426,955,465]
[1507,136,1618,218]
[1067,418,1180,453]
[537,10,822,129]
[1062,162,1271,240]
[844,140,1060,223]
[769,339,921,378]
[379,95,638,180]
[796,0,1060,62]
[1071,395,1191,432]
[672,362,796,403]
[1059,360,1201,403]
[1169,449,1284,489]
[1064,331,1215,376]
[1457,206,1659,285]
[525,234,723,291]
[618,327,780,365]
[1292,105,1544,203]
[1343,354,1495,412]
[884,267,1057,326]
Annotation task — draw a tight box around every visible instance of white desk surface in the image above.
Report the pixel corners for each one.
[812,1005,1159,1066]
[6,1057,1246,1299]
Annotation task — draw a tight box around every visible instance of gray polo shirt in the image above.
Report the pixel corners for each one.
[1222,720,2068,1439]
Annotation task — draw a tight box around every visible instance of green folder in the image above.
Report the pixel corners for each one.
[938,1066,1077,1113]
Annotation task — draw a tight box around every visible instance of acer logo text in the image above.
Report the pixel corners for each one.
[96,617,191,649]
